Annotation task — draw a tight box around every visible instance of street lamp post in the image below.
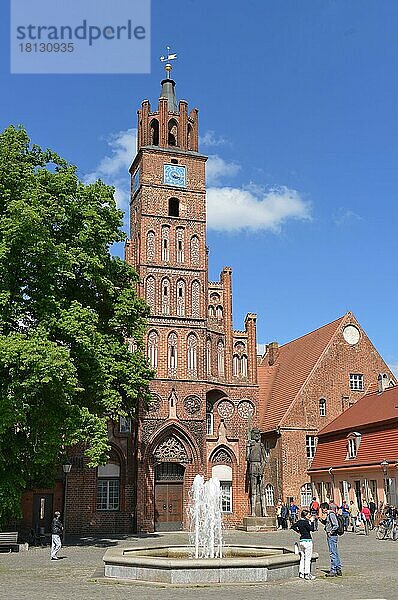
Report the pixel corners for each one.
[62,461,72,545]
[381,460,389,505]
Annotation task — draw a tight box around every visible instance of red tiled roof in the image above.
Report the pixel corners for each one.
[317,385,398,437]
[309,424,398,471]
[258,314,347,432]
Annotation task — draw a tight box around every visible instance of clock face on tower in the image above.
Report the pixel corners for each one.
[133,168,140,194]
[163,164,186,188]
[343,325,360,345]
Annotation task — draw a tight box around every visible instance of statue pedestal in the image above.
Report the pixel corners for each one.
[237,516,276,532]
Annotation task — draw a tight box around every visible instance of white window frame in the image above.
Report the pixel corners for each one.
[206,411,214,435]
[97,462,120,511]
[319,398,326,417]
[300,483,312,507]
[220,481,232,513]
[119,416,131,434]
[350,373,364,391]
[306,435,317,459]
[265,484,274,506]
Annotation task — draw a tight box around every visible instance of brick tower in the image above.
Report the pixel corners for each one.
[126,60,260,532]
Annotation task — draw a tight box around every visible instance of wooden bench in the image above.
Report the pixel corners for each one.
[0,532,19,552]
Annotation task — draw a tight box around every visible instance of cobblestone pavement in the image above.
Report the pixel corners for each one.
[1,528,397,600]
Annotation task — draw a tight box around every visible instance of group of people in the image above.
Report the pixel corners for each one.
[275,499,300,530]
[291,500,343,580]
[288,496,389,580]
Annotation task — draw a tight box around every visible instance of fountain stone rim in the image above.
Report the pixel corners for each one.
[103,543,318,584]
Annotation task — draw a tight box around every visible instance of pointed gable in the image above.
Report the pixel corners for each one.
[258,314,347,432]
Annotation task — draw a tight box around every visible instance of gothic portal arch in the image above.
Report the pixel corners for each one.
[144,423,201,532]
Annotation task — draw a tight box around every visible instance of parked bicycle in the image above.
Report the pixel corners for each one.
[376,518,398,540]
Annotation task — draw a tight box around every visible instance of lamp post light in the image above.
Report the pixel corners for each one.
[62,461,72,545]
[381,460,389,505]
[328,467,335,503]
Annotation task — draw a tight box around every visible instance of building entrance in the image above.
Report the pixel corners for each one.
[33,493,53,534]
[154,463,184,531]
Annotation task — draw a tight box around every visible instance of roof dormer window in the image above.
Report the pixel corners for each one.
[346,431,361,459]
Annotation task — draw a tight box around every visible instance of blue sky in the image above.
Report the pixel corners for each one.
[1,1,397,373]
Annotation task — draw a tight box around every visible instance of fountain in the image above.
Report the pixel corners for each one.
[102,474,318,585]
[187,474,223,559]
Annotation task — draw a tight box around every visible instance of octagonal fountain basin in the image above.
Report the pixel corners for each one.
[103,544,318,585]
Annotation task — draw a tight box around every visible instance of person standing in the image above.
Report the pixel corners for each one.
[291,509,316,580]
[276,499,283,529]
[309,496,320,530]
[340,500,350,531]
[289,500,299,527]
[361,501,371,536]
[51,511,63,560]
[320,502,342,577]
[281,501,289,529]
[369,499,376,529]
[349,500,359,532]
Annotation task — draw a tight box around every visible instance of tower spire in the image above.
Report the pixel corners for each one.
[159,45,178,112]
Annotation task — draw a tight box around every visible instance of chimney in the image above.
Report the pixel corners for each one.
[378,373,391,393]
[268,341,279,366]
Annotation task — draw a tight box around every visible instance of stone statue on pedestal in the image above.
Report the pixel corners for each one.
[246,427,268,517]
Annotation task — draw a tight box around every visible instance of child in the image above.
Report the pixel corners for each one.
[291,509,316,580]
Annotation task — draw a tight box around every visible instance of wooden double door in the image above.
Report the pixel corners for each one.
[154,482,183,531]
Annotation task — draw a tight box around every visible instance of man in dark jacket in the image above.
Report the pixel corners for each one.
[50,511,63,560]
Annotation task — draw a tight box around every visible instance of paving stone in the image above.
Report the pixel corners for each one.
[0,528,397,600]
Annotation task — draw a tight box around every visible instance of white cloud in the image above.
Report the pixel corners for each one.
[84,128,137,212]
[84,128,311,235]
[199,130,229,147]
[333,209,362,226]
[206,155,241,185]
[207,186,311,232]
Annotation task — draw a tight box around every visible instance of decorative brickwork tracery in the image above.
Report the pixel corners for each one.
[183,395,201,414]
[154,436,188,463]
[212,448,232,464]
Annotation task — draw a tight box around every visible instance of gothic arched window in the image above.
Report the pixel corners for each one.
[190,235,200,266]
[265,484,274,507]
[150,118,159,146]
[241,354,248,377]
[147,330,159,369]
[191,280,200,318]
[176,227,184,262]
[161,225,170,262]
[97,451,120,511]
[319,398,327,417]
[161,277,170,316]
[176,279,186,317]
[187,333,198,377]
[146,230,155,262]
[168,118,178,146]
[216,305,223,320]
[187,123,193,150]
[208,305,215,318]
[217,340,225,377]
[233,354,240,377]
[206,337,212,376]
[168,332,178,376]
[145,276,156,312]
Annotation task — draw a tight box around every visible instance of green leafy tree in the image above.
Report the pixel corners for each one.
[0,126,153,526]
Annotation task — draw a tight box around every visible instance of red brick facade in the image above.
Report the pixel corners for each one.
[19,76,396,536]
[128,77,259,532]
[258,313,396,512]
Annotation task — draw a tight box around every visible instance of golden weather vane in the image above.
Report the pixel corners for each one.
[160,45,177,78]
